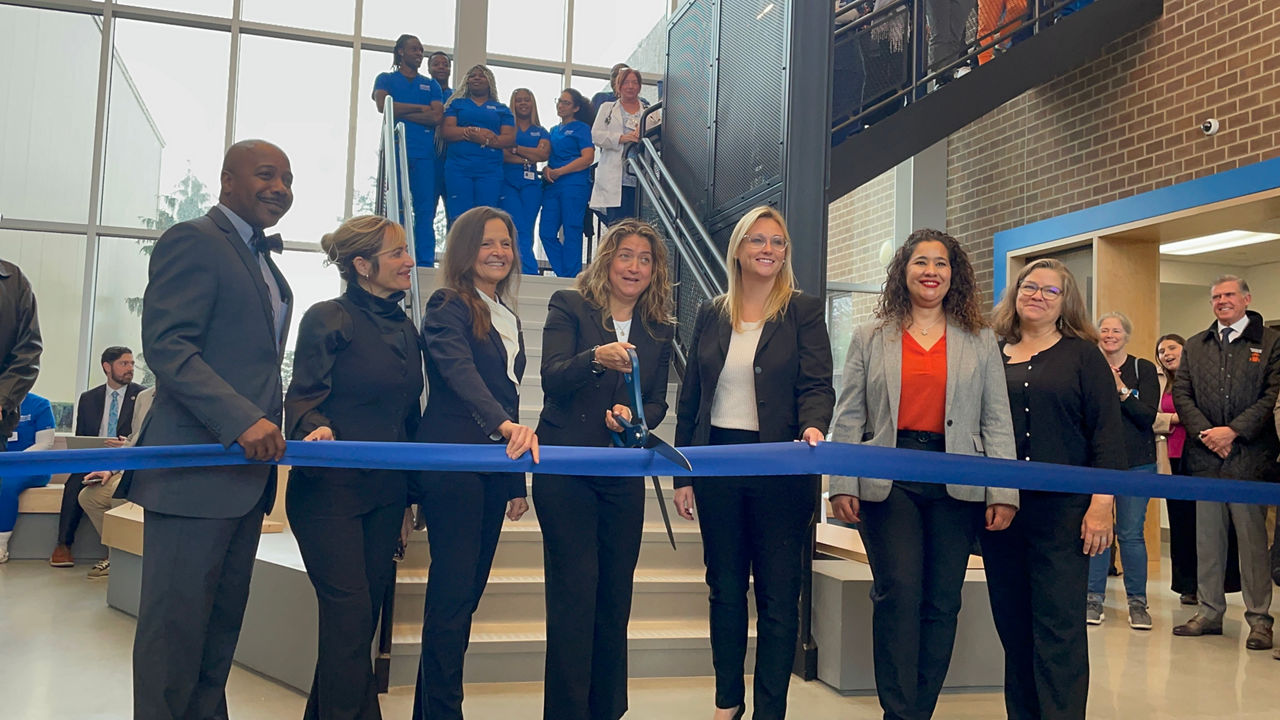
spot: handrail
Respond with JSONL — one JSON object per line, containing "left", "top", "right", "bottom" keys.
{"left": 832, "top": 0, "right": 1080, "bottom": 137}
{"left": 631, "top": 136, "right": 726, "bottom": 294}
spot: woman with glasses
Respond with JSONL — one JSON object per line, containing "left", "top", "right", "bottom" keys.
{"left": 828, "top": 229, "right": 1018, "bottom": 720}
{"left": 539, "top": 89, "right": 596, "bottom": 278}
{"left": 672, "top": 206, "right": 834, "bottom": 720}
{"left": 982, "top": 258, "right": 1126, "bottom": 720}
{"left": 1086, "top": 312, "right": 1160, "bottom": 629}
{"left": 440, "top": 65, "right": 515, "bottom": 226}
{"left": 285, "top": 215, "right": 424, "bottom": 719}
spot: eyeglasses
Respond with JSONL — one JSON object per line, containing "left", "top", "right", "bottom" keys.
{"left": 1017, "top": 281, "right": 1062, "bottom": 299}
{"left": 745, "top": 234, "right": 788, "bottom": 250}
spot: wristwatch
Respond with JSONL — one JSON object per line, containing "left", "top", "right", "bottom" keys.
{"left": 589, "top": 345, "right": 606, "bottom": 375}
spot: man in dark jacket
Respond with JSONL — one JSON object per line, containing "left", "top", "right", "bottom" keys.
{"left": 0, "top": 259, "right": 43, "bottom": 449}
{"left": 1171, "top": 275, "right": 1280, "bottom": 651}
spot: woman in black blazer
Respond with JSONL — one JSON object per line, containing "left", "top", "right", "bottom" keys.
{"left": 285, "top": 215, "right": 424, "bottom": 720}
{"left": 534, "top": 219, "right": 675, "bottom": 720}
{"left": 412, "top": 206, "right": 538, "bottom": 720}
{"left": 673, "top": 206, "right": 835, "bottom": 720}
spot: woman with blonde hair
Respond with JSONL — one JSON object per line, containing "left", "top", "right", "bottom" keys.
{"left": 828, "top": 228, "right": 1018, "bottom": 720}
{"left": 499, "top": 88, "right": 550, "bottom": 275}
{"left": 285, "top": 215, "right": 423, "bottom": 719}
{"left": 981, "top": 257, "right": 1126, "bottom": 719}
{"left": 412, "top": 206, "right": 538, "bottom": 720}
{"left": 673, "top": 206, "right": 834, "bottom": 720}
{"left": 534, "top": 219, "right": 674, "bottom": 720}
{"left": 440, "top": 65, "right": 515, "bottom": 225}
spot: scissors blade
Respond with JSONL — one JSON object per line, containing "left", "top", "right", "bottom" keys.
{"left": 649, "top": 436, "right": 692, "bottom": 472}
{"left": 651, "top": 476, "right": 677, "bottom": 550}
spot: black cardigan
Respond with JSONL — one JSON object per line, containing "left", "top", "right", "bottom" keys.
{"left": 1113, "top": 353, "right": 1160, "bottom": 468}
{"left": 1002, "top": 336, "right": 1127, "bottom": 474}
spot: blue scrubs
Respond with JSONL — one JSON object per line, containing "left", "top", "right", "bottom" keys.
{"left": 432, "top": 85, "right": 452, "bottom": 238}
{"left": 539, "top": 120, "right": 594, "bottom": 278}
{"left": 0, "top": 393, "right": 55, "bottom": 532}
{"left": 374, "top": 71, "right": 444, "bottom": 266}
{"left": 499, "top": 123, "right": 549, "bottom": 275}
{"left": 443, "top": 97, "right": 514, "bottom": 226}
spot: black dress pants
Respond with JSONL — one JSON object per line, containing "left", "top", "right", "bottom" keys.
{"left": 692, "top": 427, "right": 817, "bottom": 720}
{"left": 413, "top": 471, "right": 513, "bottom": 720}
{"left": 288, "top": 493, "right": 402, "bottom": 720}
{"left": 980, "top": 490, "right": 1091, "bottom": 720}
{"left": 533, "top": 472, "right": 644, "bottom": 720}
{"left": 1165, "top": 458, "right": 1243, "bottom": 596}
{"left": 858, "top": 471, "right": 984, "bottom": 720}
{"left": 57, "top": 472, "right": 86, "bottom": 546}
{"left": 133, "top": 488, "right": 270, "bottom": 720}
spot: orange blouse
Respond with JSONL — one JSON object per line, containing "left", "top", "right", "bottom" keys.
{"left": 897, "top": 332, "right": 947, "bottom": 434}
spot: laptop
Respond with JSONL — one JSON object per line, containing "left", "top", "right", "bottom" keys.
{"left": 64, "top": 436, "right": 118, "bottom": 450}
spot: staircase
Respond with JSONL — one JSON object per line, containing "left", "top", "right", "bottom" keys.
{"left": 386, "top": 269, "right": 752, "bottom": 687}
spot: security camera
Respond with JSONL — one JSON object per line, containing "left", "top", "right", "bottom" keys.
{"left": 1201, "top": 118, "right": 1220, "bottom": 135}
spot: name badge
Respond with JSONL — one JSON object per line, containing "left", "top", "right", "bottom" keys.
{"left": 8, "top": 431, "right": 17, "bottom": 442}
{"left": 524, "top": 164, "right": 536, "bottom": 181}
{"left": 1249, "top": 347, "right": 1262, "bottom": 363}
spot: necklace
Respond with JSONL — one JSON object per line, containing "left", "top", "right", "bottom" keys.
{"left": 911, "top": 314, "right": 944, "bottom": 335}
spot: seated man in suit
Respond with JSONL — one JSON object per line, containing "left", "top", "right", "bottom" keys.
{"left": 76, "top": 385, "right": 155, "bottom": 578}
{"left": 49, "top": 345, "right": 145, "bottom": 568}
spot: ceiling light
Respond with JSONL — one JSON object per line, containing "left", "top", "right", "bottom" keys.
{"left": 1159, "top": 230, "right": 1280, "bottom": 256}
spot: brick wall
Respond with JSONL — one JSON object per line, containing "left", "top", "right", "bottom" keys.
{"left": 947, "top": 0, "right": 1280, "bottom": 295}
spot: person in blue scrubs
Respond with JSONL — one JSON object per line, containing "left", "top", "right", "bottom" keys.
{"left": 499, "top": 89, "right": 550, "bottom": 275}
{"left": 0, "top": 392, "right": 56, "bottom": 563}
{"left": 540, "top": 89, "right": 596, "bottom": 278}
{"left": 428, "top": 51, "right": 453, "bottom": 231}
{"left": 373, "top": 34, "right": 445, "bottom": 266}
{"left": 440, "top": 65, "right": 515, "bottom": 227}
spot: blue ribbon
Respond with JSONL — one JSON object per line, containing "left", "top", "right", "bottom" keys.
{"left": 2, "top": 441, "right": 1279, "bottom": 506}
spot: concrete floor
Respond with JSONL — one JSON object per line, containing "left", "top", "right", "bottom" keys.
{"left": 2, "top": 557, "right": 1278, "bottom": 719}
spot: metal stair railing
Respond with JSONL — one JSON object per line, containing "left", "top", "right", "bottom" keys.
{"left": 834, "top": 0, "right": 1089, "bottom": 139}
{"left": 628, "top": 101, "right": 727, "bottom": 365}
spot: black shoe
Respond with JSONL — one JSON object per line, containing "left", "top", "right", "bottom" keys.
{"left": 733, "top": 706, "right": 745, "bottom": 720}
{"left": 1179, "top": 593, "right": 1198, "bottom": 606}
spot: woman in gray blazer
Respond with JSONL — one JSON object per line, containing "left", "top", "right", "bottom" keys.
{"left": 829, "top": 229, "right": 1018, "bottom": 720}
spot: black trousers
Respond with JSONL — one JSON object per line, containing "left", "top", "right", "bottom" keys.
{"left": 57, "top": 472, "right": 87, "bottom": 546}
{"left": 980, "top": 490, "right": 1091, "bottom": 720}
{"left": 289, "top": 496, "right": 402, "bottom": 720}
{"left": 533, "top": 472, "right": 644, "bottom": 720}
{"left": 692, "top": 427, "right": 817, "bottom": 720}
{"left": 413, "top": 471, "right": 512, "bottom": 720}
{"left": 858, "top": 433, "right": 984, "bottom": 720}
{"left": 133, "top": 489, "right": 269, "bottom": 720}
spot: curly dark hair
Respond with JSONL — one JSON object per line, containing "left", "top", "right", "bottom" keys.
{"left": 875, "top": 228, "right": 986, "bottom": 334}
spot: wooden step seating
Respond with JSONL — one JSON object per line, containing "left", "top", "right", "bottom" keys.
{"left": 9, "top": 473, "right": 108, "bottom": 562}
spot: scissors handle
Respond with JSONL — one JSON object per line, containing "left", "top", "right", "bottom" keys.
{"left": 612, "top": 348, "right": 649, "bottom": 448}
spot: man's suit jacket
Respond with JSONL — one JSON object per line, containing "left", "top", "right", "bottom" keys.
{"left": 828, "top": 320, "right": 1019, "bottom": 506}
{"left": 74, "top": 382, "right": 147, "bottom": 438}
{"left": 536, "top": 288, "right": 673, "bottom": 450}
{"left": 118, "top": 207, "right": 293, "bottom": 519}
{"left": 675, "top": 293, "right": 834, "bottom": 445}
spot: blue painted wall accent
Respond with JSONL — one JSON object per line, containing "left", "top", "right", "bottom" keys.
{"left": 991, "top": 155, "right": 1280, "bottom": 299}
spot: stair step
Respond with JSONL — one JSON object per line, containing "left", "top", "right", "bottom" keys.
{"left": 401, "top": 522, "right": 707, "bottom": 573}
{"left": 390, "top": 619, "right": 754, "bottom": 651}
{"left": 390, "top": 568, "right": 753, "bottom": 626}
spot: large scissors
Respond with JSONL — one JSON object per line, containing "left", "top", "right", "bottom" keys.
{"left": 610, "top": 348, "right": 691, "bottom": 549}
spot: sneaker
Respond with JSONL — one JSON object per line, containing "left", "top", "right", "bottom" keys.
{"left": 1087, "top": 598, "right": 1104, "bottom": 625}
{"left": 49, "top": 544, "right": 74, "bottom": 568}
{"left": 1128, "top": 600, "right": 1153, "bottom": 630}
{"left": 0, "top": 548, "right": 8, "bottom": 564}
{"left": 87, "top": 559, "right": 110, "bottom": 579}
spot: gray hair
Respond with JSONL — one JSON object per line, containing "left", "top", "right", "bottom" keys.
{"left": 1211, "top": 275, "right": 1250, "bottom": 294}
{"left": 1097, "top": 311, "right": 1132, "bottom": 337}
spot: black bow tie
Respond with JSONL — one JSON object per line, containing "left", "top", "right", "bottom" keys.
{"left": 251, "top": 231, "right": 283, "bottom": 255}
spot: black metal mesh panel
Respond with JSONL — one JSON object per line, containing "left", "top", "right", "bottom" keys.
{"left": 712, "top": 0, "right": 785, "bottom": 210}
{"left": 665, "top": 0, "right": 715, "bottom": 217}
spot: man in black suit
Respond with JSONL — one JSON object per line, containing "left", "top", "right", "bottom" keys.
{"left": 117, "top": 139, "right": 293, "bottom": 720}
{"left": 49, "top": 345, "right": 146, "bottom": 568}
{"left": 0, "top": 259, "right": 42, "bottom": 451}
